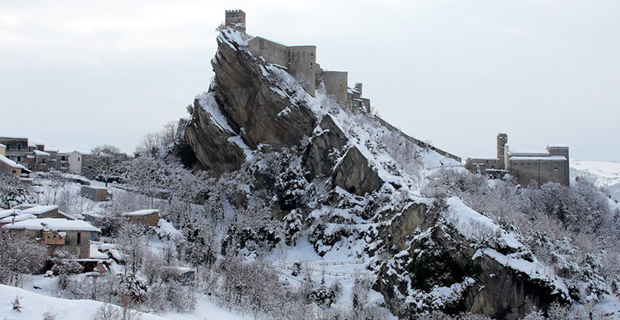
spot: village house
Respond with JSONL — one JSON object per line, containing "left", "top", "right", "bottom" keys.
{"left": 0, "top": 135, "right": 30, "bottom": 166}
{"left": 122, "top": 209, "right": 160, "bottom": 227}
{"left": 0, "top": 205, "right": 74, "bottom": 224}
{"left": 81, "top": 186, "right": 108, "bottom": 201}
{"left": 0, "top": 154, "right": 30, "bottom": 177}
{"left": 3, "top": 218, "right": 101, "bottom": 259}
{"left": 466, "top": 133, "right": 569, "bottom": 186}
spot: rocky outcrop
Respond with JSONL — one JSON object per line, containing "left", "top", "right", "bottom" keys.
{"left": 333, "top": 146, "right": 383, "bottom": 196}
{"left": 184, "top": 29, "right": 317, "bottom": 175}
{"left": 375, "top": 202, "right": 567, "bottom": 319}
{"left": 305, "top": 115, "right": 348, "bottom": 178}
{"left": 184, "top": 99, "right": 245, "bottom": 175}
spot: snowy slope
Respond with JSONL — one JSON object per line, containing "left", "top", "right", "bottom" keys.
{"left": 571, "top": 160, "right": 620, "bottom": 201}
{"left": 0, "top": 282, "right": 250, "bottom": 320}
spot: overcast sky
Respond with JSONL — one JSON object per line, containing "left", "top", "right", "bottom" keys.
{"left": 1, "top": 1, "right": 619, "bottom": 161}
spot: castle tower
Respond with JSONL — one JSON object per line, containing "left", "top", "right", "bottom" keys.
{"left": 225, "top": 10, "right": 246, "bottom": 32}
{"left": 497, "top": 133, "right": 508, "bottom": 169}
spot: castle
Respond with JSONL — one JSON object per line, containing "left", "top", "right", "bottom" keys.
{"left": 465, "top": 133, "right": 569, "bottom": 186}
{"left": 225, "top": 10, "right": 371, "bottom": 113}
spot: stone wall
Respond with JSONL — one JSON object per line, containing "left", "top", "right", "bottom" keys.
{"left": 508, "top": 158, "right": 568, "bottom": 187}
{"left": 225, "top": 10, "right": 246, "bottom": 32}
{"left": 288, "top": 46, "right": 317, "bottom": 96}
{"left": 323, "top": 71, "right": 348, "bottom": 103}
{"left": 17, "top": 229, "right": 91, "bottom": 259}
{"left": 248, "top": 37, "right": 288, "bottom": 67}
{"left": 547, "top": 146, "right": 570, "bottom": 185}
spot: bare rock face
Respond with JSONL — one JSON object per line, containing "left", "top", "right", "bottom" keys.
{"left": 375, "top": 202, "right": 568, "bottom": 319}
{"left": 184, "top": 99, "right": 245, "bottom": 175}
{"left": 305, "top": 115, "right": 348, "bottom": 178}
{"left": 333, "top": 146, "right": 383, "bottom": 196}
{"left": 183, "top": 30, "right": 317, "bottom": 175}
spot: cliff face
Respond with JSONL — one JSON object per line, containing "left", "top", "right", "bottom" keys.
{"left": 184, "top": 29, "right": 317, "bottom": 175}
{"left": 181, "top": 28, "right": 569, "bottom": 319}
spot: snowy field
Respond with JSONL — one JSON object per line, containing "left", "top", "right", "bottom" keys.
{"left": 0, "top": 280, "right": 251, "bottom": 320}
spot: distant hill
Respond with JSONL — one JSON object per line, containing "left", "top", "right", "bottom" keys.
{"left": 571, "top": 160, "right": 620, "bottom": 201}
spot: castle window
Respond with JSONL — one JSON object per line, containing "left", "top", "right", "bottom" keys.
{"left": 16, "top": 156, "right": 20, "bottom": 162}
{"left": 5, "top": 143, "right": 9, "bottom": 150}
{"left": 77, "top": 232, "right": 81, "bottom": 245}
{"left": 17, "top": 144, "right": 21, "bottom": 151}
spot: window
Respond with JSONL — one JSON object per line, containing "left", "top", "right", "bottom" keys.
{"left": 77, "top": 232, "right": 81, "bottom": 245}
{"left": 78, "top": 157, "right": 80, "bottom": 162}
{"left": 16, "top": 156, "right": 20, "bottom": 162}
{"left": 17, "top": 144, "right": 21, "bottom": 150}
{"left": 5, "top": 143, "right": 9, "bottom": 150}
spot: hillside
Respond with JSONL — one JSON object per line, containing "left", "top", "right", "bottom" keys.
{"left": 172, "top": 27, "right": 620, "bottom": 319}
{"left": 571, "top": 160, "right": 620, "bottom": 201}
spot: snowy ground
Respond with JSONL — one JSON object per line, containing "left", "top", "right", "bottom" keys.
{"left": 571, "top": 159, "right": 620, "bottom": 201}
{"left": 0, "top": 276, "right": 251, "bottom": 320}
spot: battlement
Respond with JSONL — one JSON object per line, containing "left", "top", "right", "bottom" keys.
{"left": 225, "top": 9, "right": 246, "bottom": 32}
{"left": 232, "top": 10, "right": 369, "bottom": 109}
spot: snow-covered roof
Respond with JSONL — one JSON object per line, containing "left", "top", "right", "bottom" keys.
{"left": 123, "top": 209, "right": 159, "bottom": 216}
{"left": 3, "top": 218, "right": 101, "bottom": 232}
{"left": 0, "top": 209, "right": 19, "bottom": 219}
{"left": 510, "top": 156, "right": 567, "bottom": 161}
{"left": 28, "top": 142, "right": 36, "bottom": 148}
{"left": 0, "top": 154, "right": 26, "bottom": 170}
{"left": 508, "top": 150, "right": 550, "bottom": 157}
{"left": 0, "top": 134, "right": 28, "bottom": 139}
{"left": 20, "top": 205, "right": 58, "bottom": 215}
{"left": 0, "top": 144, "right": 5, "bottom": 148}
{"left": 0, "top": 214, "right": 36, "bottom": 224}
{"left": 90, "top": 244, "right": 108, "bottom": 259}
{"left": 547, "top": 144, "right": 569, "bottom": 148}
{"left": 33, "top": 150, "right": 50, "bottom": 157}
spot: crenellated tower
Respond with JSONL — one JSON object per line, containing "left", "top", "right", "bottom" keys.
{"left": 225, "top": 10, "right": 246, "bottom": 32}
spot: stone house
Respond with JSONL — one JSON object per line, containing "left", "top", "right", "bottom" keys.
{"left": 32, "top": 150, "right": 51, "bottom": 171}
{"left": 58, "top": 150, "right": 83, "bottom": 174}
{"left": 81, "top": 186, "right": 108, "bottom": 201}
{"left": 466, "top": 133, "right": 569, "bottom": 186}
{"left": 0, "top": 136, "right": 30, "bottom": 165}
{"left": 3, "top": 218, "right": 101, "bottom": 259}
{"left": 0, "top": 154, "right": 30, "bottom": 177}
{"left": 122, "top": 209, "right": 159, "bottom": 227}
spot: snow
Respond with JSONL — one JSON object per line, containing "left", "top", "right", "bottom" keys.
{"left": 122, "top": 209, "right": 158, "bottom": 216}
{"left": 445, "top": 197, "right": 522, "bottom": 250}
{"left": 0, "top": 282, "right": 251, "bottom": 320}
{"left": 196, "top": 92, "right": 234, "bottom": 133}
{"left": 19, "top": 205, "right": 58, "bottom": 215}
{"left": 571, "top": 160, "right": 620, "bottom": 184}
{"left": 508, "top": 150, "right": 550, "bottom": 156}
{"left": 0, "top": 154, "right": 26, "bottom": 170}
{"left": 0, "top": 214, "right": 36, "bottom": 224}
{"left": 510, "top": 156, "right": 566, "bottom": 161}
{"left": 219, "top": 28, "right": 249, "bottom": 47}
{"left": 89, "top": 243, "right": 108, "bottom": 259}
{"left": 3, "top": 218, "right": 101, "bottom": 232}
{"left": 32, "top": 150, "right": 50, "bottom": 157}
{"left": 156, "top": 219, "right": 183, "bottom": 239}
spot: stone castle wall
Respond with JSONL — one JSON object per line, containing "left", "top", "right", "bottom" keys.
{"left": 288, "top": 46, "right": 317, "bottom": 96}
{"left": 323, "top": 71, "right": 348, "bottom": 102}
